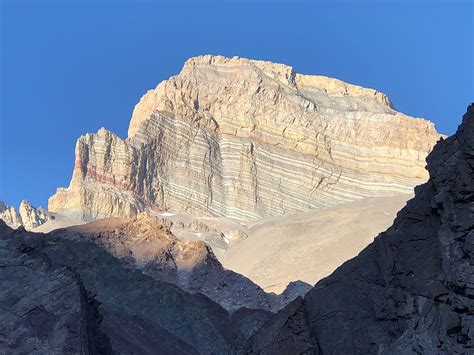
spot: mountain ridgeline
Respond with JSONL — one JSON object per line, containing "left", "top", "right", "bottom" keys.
{"left": 1, "top": 104, "right": 472, "bottom": 352}
{"left": 48, "top": 55, "right": 441, "bottom": 222}
{"left": 1, "top": 55, "right": 471, "bottom": 354}
{"left": 246, "top": 104, "right": 474, "bottom": 353}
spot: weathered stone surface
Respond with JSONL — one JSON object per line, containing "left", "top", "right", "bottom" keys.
{"left": 0, "top": 200, "right": 49, "bottom": 230}
{"left": 0, "top": 221, "right": 112, "bottom": 354}
{"left": 246, "top": 297, "right": 316, "bottom": 354}
{"left": 246, "top": 104, "right": 474, "bottom": 354}
{"left": 0, "top": 220, "right": 271, "bottom": 353}
{"left": 1, "top": 105, "right": 472, "bottom": 354}
{"left": 18, "top": 200, "right": 49, "bottom": 229}
{"left": 267, "top": 281, "right": 313, "bottom": 310}
{"left": 221, "top": 193, "right": 411, "bottom": 293}
{"left": 62, "top": 213, "right": 297, "bottom": 312}
{"left": 49, "top": 55, "right": 441, "bottom": 222}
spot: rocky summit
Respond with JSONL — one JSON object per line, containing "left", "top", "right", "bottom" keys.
{"left": 48, "top": 55, "right": 441, "bottom": 222}
{"left": 1, "top": 51, "right": 470, "bottom": 354}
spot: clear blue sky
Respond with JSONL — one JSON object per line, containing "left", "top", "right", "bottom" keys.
{"left": 1, "top": 0, "right": 473, "bottom": 208}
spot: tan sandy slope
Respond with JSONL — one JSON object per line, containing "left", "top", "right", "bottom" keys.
{"left": 220, "top": 194, "right": 412, "bottom": 293}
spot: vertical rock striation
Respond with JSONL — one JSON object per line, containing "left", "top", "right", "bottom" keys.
{"left": 49, "top": 55, "right": 442, "bottom": 221}
{"left": 0, "top": 201, "right": 22, "bottom": 229}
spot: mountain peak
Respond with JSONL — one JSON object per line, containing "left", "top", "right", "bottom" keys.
{"left": 50, "top": 56, "right": 442, "bottom": 222}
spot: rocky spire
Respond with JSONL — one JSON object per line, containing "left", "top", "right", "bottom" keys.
{"left": 0, "top": 200, "right": 49, "bottom": 230}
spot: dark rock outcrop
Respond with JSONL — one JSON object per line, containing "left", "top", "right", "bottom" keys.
{"left": 0, "top": 222, "right": 112, "bottom": 354}
{"left": 56, "top": 214, "right": 278, "bottom": 312}
{"left": 268, "top": 281, "right": 313, "bottom": 310}
{"left": 246, "top": 104, "right": 474, "bottom": 353}
{"left": 0, "top": 220, "right": 271, "bottom": 353}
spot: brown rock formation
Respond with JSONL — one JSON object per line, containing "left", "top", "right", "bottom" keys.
{"left": 60, "top": 213, "right": 304, "bottom": 312}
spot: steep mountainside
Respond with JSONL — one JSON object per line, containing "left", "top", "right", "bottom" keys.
{"left": 221, "top": 193, "right": 411, "bottom": 293}
{"left": 0, "top": 221, "right": 271, "bottom": 353}
{"left": 59, "top": 213, "right": 303, "bottom": 312}
{"left": 48, "top": 55, "right": 441, "bottom": 222}
{"left": 0, "top": 227, "right": 112, "bottom": 354}
{"left": 246, "top": 104, "right": 474, "bottom": 354}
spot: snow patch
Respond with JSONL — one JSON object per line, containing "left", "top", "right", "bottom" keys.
{"left": 160, "top": 212, "right": 175, "bottom": 217}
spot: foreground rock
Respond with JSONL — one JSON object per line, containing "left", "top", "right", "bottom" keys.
{"left": 0, "top": 226, "right": 112, "bottom": 353}
{"left": 49, "top": 55, "right": 441, "bottom": 222}
{"left": 246, "top": 105, "right": 474, "bottom": 353}
{"left": 59, "top": 213, "right": 302, "bottom": 312}
{"left": 0, "top": 221, "right": 271, "bottom": 353}
{"left": 0, "top": 106, "right": 472, "bottom": 354}
{"left": 0, "top": 200, "right": 49, "bottom": 230}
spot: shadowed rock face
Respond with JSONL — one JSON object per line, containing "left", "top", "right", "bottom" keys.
{"left": 0, "top": 223, "right": 112, "bottom": 354}
{"left": 245, "top": 104, "right": 474, "bottom": 354}
{"left": 48, "top": 55, "right": 441, "bottom": 222}
{"left": 0, "top": 221, "right": 273, "bottom": 353}
{"left": 0, "top": 105, "right": 472, "bottom": 354}
{"left": 56, "top": 213, "right": 302, "bottom": 312}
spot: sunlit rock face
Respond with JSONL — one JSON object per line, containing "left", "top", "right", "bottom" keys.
{"left": 61, "top": 213, "right": 290, "bottom": 312}
{"left": 0, "top": 201, "right": 21, "bottom": 229}
{"left": 49, "top": 55, "right": 442, "bottom": 221}
{"left": 0, "top": 200, "right": 49, "bottom": 230}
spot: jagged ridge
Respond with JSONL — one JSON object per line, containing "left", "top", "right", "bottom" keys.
{"left": 0, "top": 200, "right": 49, "bottom": 230}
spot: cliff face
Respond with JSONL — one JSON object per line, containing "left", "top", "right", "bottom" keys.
{"left": 246, "top": 105, "right": 474, "bottom": 354}
{"left": 48, "top": 55, "right": 441, "bottom": 221}
{"left": 1, "top": 105, "right": 472, "bottom": 353}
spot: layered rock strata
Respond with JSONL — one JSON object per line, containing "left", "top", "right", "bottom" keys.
{"left": 49, "top": 55, "right": 441, "bottom": 221}
{"left": 246, "top": 104, "right": 474, "bottom": 354}
{"left": 1, "top": 105, "right": 471, "bottom": 354}
{"left": 0, "top": 200, "right": 49, "bottom": 230}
